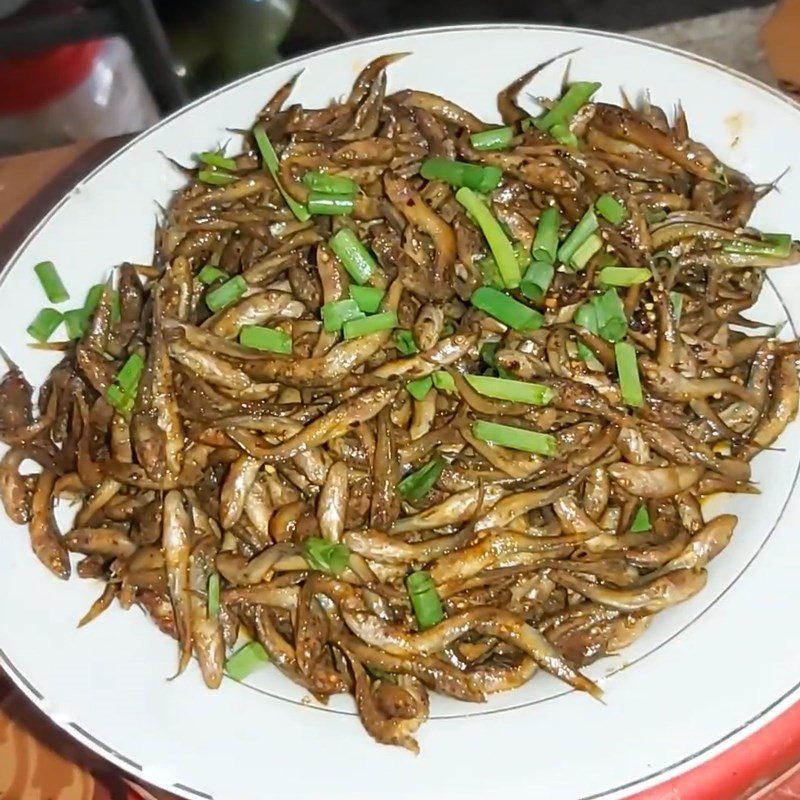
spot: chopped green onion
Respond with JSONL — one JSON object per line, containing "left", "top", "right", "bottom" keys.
{"left": 116, "top": 354, "right": 145, "bottom": 393}
{"left": 535, "top": 81, "right": 601, "bottom": 130}
{"left": 304, "top": 536, "right": 350, "bottom": 574}
{"left": 533, "top": 207, "right": 561, "bottom": 262}
{"left": 521, "top": 260, "right": 555, "bottom": 301}
{"left": 349, "top": 285, "right": 385, "bottom": 313}
{"left": 558, "top": 209, "right": 599, "bottom": 265}
{"left": 207, "top": 573, "right": 220, "bottom": 618}
{"left": 329, "top": 227, "right": 377, "bottom": 285}
{"left": 34, "top": 261, "right": 69, "bottom": 304}
{"left": 343, "top": 311, "right": 397, "bottom": 340}
{"left": 83, "top": 284, "right": 105, "bottom": 318}
{"left": 394, "top": 329, "right": 418, "bottom": 355}
{"left": 569, "top": 232, "right": 603, "bottom": 270}
{"left": 594, "top": 288, "right": 628, "bottom": 342}
{"left": 197, "top": 265, "right": 227, "bottom": 285}
{"left": 406, "top": 376, "right": 433, "bottom": 401}
{"left": 106, "top": 383, "right": 134, "bottom": 415}
{"left": 420, "top": 158, "right": 503, "bottom": 193}
{"left": 253, "top": 126, "right": 310, "bottom": 222}
{"left": 406, "top": 570, "right": 444, "bottom": 629}
{"left": 645, "top": 208, "right": 669, "bottom": 225}
{"left": 198, "top": 151, "right": 237, "bottom": 171}
{"left": 477, "top": 253, "right": 505, "bottom": 289}
{"left": 63, "top": 308, "right": 85, "bottom": 340}
{"left": 307, "top": 192, "right": 355, "bottom": 216}
{"left": 465, "top": 375, "right": 554, "bottom": 405}
{"left": 206, "top": 275, "right": 247, "bottom": 312}
{"left": 225, "top": 642, "right": 270, "bottom": 681}
{"left": 630, "top": 504, "right": 651, "bottom": 533}
{"left": 480, "top": 341, "right": 500, "bottom": 369}
{"left": 321, "top": 298, "right": 364, "bottom": 332}
{"left": 432, "top": 371, "right": 456, "bottom": 393}
{"left": 456, "top": 187, "right": 520, "bottom": 287}
{"left": 550, "top": 123, "right": 578, "bottom": 148}
{"left": 573, "top": 302, "right": 599, "bottom": 362}
{"left": 470, "top": 287, "right": 543, "bottom": 331}
{"left": 595, "top": 193, "right": 627, "bottom": 225}
{"left": 670, "top": 291, "right": 684, "bottom": 324}
{"left": 302, "top": 171, "right": 358, "bottom": 194}
{"left": 26, "top": 308, "right": 62, "bottom": 342}
{"left": 239, "top": 325, "right": 292, "bottom": 354}
{"left": 472, "top": 420, "right": 558, "bottom": 456}
{"left": 470, "top": 126, "right": 514, "bottom": 151}
{"left": 615, "top": 341, "right": 643, "bottom": 407}
{"left": 599, "top": 266, "right": 651, "bottom": 286}
{"left": 722, "top": 233, "right": 792, "bottom": 258}
{"left": 198, "top": 169, "right": 237, "bottom": 186}
{"left": 398, "top": 456, "right": 445, "bottom": 501}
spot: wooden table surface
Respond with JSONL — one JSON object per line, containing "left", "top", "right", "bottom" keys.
{"left": 2, "top": 141, "right": 800, "bottom": 800}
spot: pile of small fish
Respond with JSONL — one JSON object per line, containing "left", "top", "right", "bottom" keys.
{"left": 1, "top": 52, "right": 798, "bottom": 752}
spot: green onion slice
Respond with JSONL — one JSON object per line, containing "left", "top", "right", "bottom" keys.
{"left": 349, "top": 285, "right": 385, "bottom": 313}
{"left": 394, "top": 329, "right": 418, "bottom": 355}
{"left": 406, "top": 570, "right": 445, "bottom": 629}
{"left": 253, "top": 126, "right": 310, "bottom": 222}
{"left": 456, "top": 187, "right": 520, "bottom": 288}
{"left": 329, "top": 227, "right": 378, "bottom": 285}
{"left": 206, "top": 275, "right": 247, "bottom": 312}
{"left": 34, "top": 261, "right": 69, "bottom": 304}
{"left": 593, "top": 288, "right": 628, "bottom": 342}
{"left": 599, "top": 266, "right": 651, "bottom": 287}
{"left": 225, "top": 642, "right": 270, "bottom": 681}
{"left": 343, "top": 311, "right": 397, "bottom": 340}
{"left": 198, "top": 151, "right": 237, "bottom": 171}
{"left": 615, "top": 341, "right": 643, "bottom": 407}
{"left": 630, "top": 504, "right": 652, "bottom": 533}
{"left": 533, "top": 206, "right": 560, "bottom": 263}
{"left": 535, "top": 81, "right": 601, "bottom": 130}
{"left": 550, "top": 123, "right": 578, "bottom": 148}
{"left": 670, "top": 291, "right": 684, "bottom": 324}
{"left": 116, "top": 353, "right": 145, "bottom": 393}
{"left": 198, "top": 169, "right": 237, "bottom": 186}
{"left": 470, "top": 126, "right": 514, "bottom": 151}
{"left": 207, "top": 573, "right": 221, "bottom": 618}
{"left": 432, "top": 371, "right": 456, "bottom": 393}
{"left": 304, "top": 537, "right": 351, "bottom": 574}
{"left": 398, "top": 456, "right": 446, "bottom": 501}
{"left": 239, "top": 325, "right": 292, "bottom": 354}
{"left": 521, "top": 260, "right": 555, "bottom": 301}
{"left": 420, "top": 158, "right": 503, "bottom": 193}
{"left": 83, "top": 284, "right": 105, "bottom": 318}
{"left": 27, "top": 308, "right": 63, "bottom": 342}
{"left": 321, "top": 299, "right": 364, "bottom": 332}
{"left": 197, "top": 265, "right": 227, "bottom": 285}
{"left": 406, "top": 376, "right": 433, "bottom": 401}
{"left": 63, "top": 308, "right": 85, "bottom": 340}
{"left": 302, "top": 171, "right": 358, "bottom": 194}
{"left": 465, "top": 374, "right": 554, "bottom": 405}
{"left": 307, "top": 192, "right": 355, "bottom": 216}
{"left": 558, "top": 209, "right": 599, "bottom": 265}
{"left": 570, "top": 232, "right": 603, "bottom": 270}
{"left": 722, "top": 233, "right": 792, "bottom": 258}
{"left": 472, "top": 420, "right": 557, "bottom": 456}
{"left": 595, "top": 193, "right": 627, "bottom": 224}
{"left": 470, "top": 287, "right": 543, "bottom": 331}
{"left": 106, "top": 384, "right": 134, "bottom": 415}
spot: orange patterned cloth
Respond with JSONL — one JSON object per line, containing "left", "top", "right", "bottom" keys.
{"left": 0, "top": 672, "right": 174, "bottom": 800}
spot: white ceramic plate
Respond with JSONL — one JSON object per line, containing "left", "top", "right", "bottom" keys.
{"left": 2, "top": 23, "right": 800, "bottom": 800}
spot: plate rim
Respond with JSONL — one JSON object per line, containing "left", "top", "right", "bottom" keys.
{"left": 2, "top": 21, "right": 800, "bottom": 800}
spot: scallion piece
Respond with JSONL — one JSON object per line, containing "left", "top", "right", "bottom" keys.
{"left": 394, "top": 329, "right": 418, "bottom": 355}
{"left": 599, "top": 266, "right": 651, "bottom": 287}
{"left": 26, "top": 308, "right": 62, "bottom": 342}
{"left": 116, "top": 353, "right": 145, "bottom": 393}
{"left": 596, "top": 193, "right": 628, "bottom": 225}
{"left": 472, "top": 420, "right": 558, "bottom": 456}
{"left": 33, "top": 261, "right": 69, "bottom": 304}
{"left": 521, "top": 260, "right": 555, "bottom": 301}
{"left": 304, "top": 536, "right": 351, "bottom": 574}
{"left": 533, "top": 207, "right": 560, "bottom": 263}
{"left": 456, "top": 187, "right": 520, "bottom": 288}
{"left": 239, "top": 325, "right": 292, "bottom": 354}
{"left": 573, "top": 302, "right": 599, "bottom": 362}
{"left": 83, "top": 284, "right": 105, "bottom": 318}
{"left": 343, "top": 310, "right": 397, "bottom": 340}
{"left": 349, "top": 285, "right": 385, "bottom": 313}
{"left": 329, "top": 228, "right": 377, "bottom": 285}
{"left": 470, "top": 287, "right": 543, "bottom": 331}
{"left": 197, "top": 265, "right": 227, "bottom": 285}
{"left": 198, "top": 151, "right": 237, "bottom": 171}
{"left": 420, "top": 158, "right": 503, "bottom": 193}
{"left": 477, "top": 253, "right": 505, "bottom": 289}
{"left": 198, "top": 169, "right": 237, "bottom": 186}
{"left": 646, "top": 208, "right": 669, "bottom": 225}
{"left": 465, "top": 374, "right": 554, "bottom": 405}
{"left": 670, "top": 291, "right": 684, "bottom": 323}
{"left": 302, "top": 170, "right": 358, "bottom": 194}
{"left": 630, "top": 504, "right": 652, "bottom": 533}
{"left": 225, "top": 642, "right": 270, "bottom": 681}
{"left": 557, "top": 209, "right": 599, "bottom": 265}
{"left": 207, "top": 573, "right": 220, "bottom": 618}
{"left": 480, "top": 341, "right": 500, "bottom": 369}
{"left": 722, "top": 233, "right": 792, "bottom": 258}
{"left": 432, "top": 371, "right": 456, "bottom": 393}
{"left": 253, "top": 126, "right": 310, "bottom": 222}
{"left": 535, "top": 81, "right": 601, "bottom": 130}
{"left": 206, "top": 275, "right": 247, "bottom": 312}
{"left": 406, "top": 570, "right": 444, "bottom": 629}
{"left": 550, "top": 123, "right": 578, "bottom": 148}
{"left": 307, "top": 192, "right": 355, "bottom": 216}
{"left": 106, "top": 384, "right": 134, "bottom": 415}
{"left": 406, "top": 376, "right": 433, "bottom": 401}
{"left": 398, "top": 456, "right": 445, "bottom": 502}
{"left": 470, "top": 126, "right": 514, "bottom": 151}
{"left": 63, "top": 308, "right": 85, "bottom": 340}
{"left": 569, "top": 232, "right": 603, "bottom": 270}
{"left": 321, "top": 299, "right": 364, "bottom": 332}
{"left": 615, "top": 341, "right": 643, "bottom": 407}
{"left": 594, "top": 288, "right": 628, "bottom": 342}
